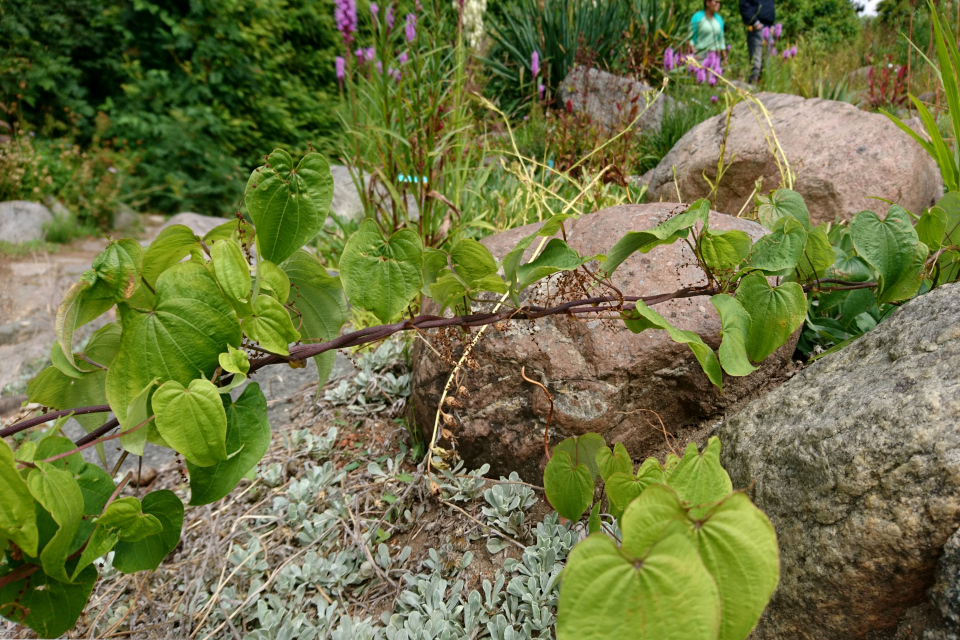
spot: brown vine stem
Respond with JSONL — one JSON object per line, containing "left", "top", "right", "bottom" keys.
{"left": 15, "top": 417, "right": 155, "bottom": 470}
{"left": 520, "top": 367, "right": 554, "bottom": 460}
{"left": 0, "top": 279, "right": 878, "bottom": 445}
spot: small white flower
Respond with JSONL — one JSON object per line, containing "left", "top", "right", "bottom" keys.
{"left": 108, "top": 166, "right": 118, "bottom": 174}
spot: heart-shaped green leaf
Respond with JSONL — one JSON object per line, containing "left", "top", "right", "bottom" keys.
{"left": 748, "top": 217, "right": 807, "bottom": 275}
{"left": 756, "top": 188, "right": 811, "bottom": 231}
{"left": 596, "top": 442, "right": 633, "bottom": 483}
{"left": 701, "top": 229, "right": 752, "bottom": 272}
{"left": 850, "top": 206, "right": 921, "bottom": 304}
{"left": 340, "top": 219, "right": 423, "bottom": 323}
{"left": 55, "top": 271, "right": 114, "bottom": 369}
{"left": 517, "top": 238, "right": 585, "bottom": 290}
{"left": 544, "top": 451, "right": 594, "bottom": 521}
{"left": 0, "top": 564, "right": 98, "bottom": 639}
{"left": 112, "top": 490, "right": 184, "bottom": 574}
{"left": 187, "top": 383, "right": 271, "bottom": 506}
{"left": 88, "top": 239, "right": 143, "bottom": 302}
{"left": 553, "top": 433, "right": 606, "bottom": 482}
{"left": 27, "top": 367, "right": 108, "bottom": 435}
{"left": 143, "top": 224, "right": 203, "bottom": 287}
{"left": 667, "top": 438, "right": 732, "bottom": 518}
{"left": 605, "top": 457, "right": 671, "bottom": 520}
{"left": 557, "top": 521, "right": 720, "bottom": 640}
{"left": 736, "top": 274, "right": 806, "bottom": 362}
{"left": 97, "top": 497, "right": 163, "bottom": 542}
{"left": 153, "top": 378, "right": 228, "bottom": 467}
{"left": 792, "top": 225, "right": 836, "bottom": 283}
{"left": 106, "top": 262, "right": 241, "bottom": 428}
{"left": 916, "top": 207, "right": 948, "bottom": 250}
{"left": 259, "top": 260, "right": 290, "bottom": 304}
{"left": 450, "top": 238, "right": 498, "bottom": 284}
{"left": 242, "top": 294, "right": 301, "bottom": 355}
{"left": 246, "top": 150, "right": 333, "bottom": 264}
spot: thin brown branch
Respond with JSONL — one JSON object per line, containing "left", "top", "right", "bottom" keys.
{"left": 521, "top": 367, "right": 554, "bottom": 460}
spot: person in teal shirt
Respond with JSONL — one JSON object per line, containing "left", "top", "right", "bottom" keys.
{"left": 689, "top": 0, "right": 728, "bottom": 62}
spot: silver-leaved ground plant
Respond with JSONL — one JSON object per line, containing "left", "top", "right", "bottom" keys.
{"left": 1, "top": 148, "right": 957, "bottom": 638}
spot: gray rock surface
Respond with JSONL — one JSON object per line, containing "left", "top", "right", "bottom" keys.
{"left": 411, "top": 203, "right": 798, "bottom": 482}
{"left": 718, "top": 282, "right": 960, "bottom": 639}
{"left": 932, "top": 528, "right": 960, "bottom": 636}
{"left": 558, "top": 66, "right": 668, "bottom": 132}
{"left": 330, "top": 164, "right": 366, "bottom": 222}
{"left": 646, "top": 92, "right": 944, "bottom": 224}
{"left": 0, "top": 200, "right": 53, "bottom": 244}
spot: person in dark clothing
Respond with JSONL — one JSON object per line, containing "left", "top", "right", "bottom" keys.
{"left": 739, "top": 0, "right": 775, "bottom": 83}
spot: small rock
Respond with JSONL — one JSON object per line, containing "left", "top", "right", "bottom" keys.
{"left": 645, "top": 92, "right": 944, "bottom": 224}
{"left": 329, "top": 164, "right": 366, "bottom": 223}
{"left": 43, "top": 196, "right": 71, "bottom": 220}
{"left": 719, "top": 282, "right": 960, "bottom": 638}
{"left": 113, "top": 202, "right": 140, "bottom": 233}
{"left": 0, "top": 200, "right": 53, "bottom": 244}
{"left": 558, "top": 66, "right": 669, "bottom": 133}
{"left": 132, "top": 466, "right": 158, "bottom": 488}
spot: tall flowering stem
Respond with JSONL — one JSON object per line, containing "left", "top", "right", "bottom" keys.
{"left": 335, "top": 0, "right": 358, "bottom": 45}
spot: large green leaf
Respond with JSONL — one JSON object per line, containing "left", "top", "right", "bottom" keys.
{"left": 450, "top": 238, "right": 499, "bottom": 283}
{"left": 88, "top": 239, "right": 143, "bottom": 302}
{"left": 26, "top": 367, "right": 108, "bottom": 435}
{"left": 696, "top": 492, "right": 780, "bottom": 640}
{"left": 0, "top": 563, "right": 97, "bottom": 639}
{"left": 112, "top": 490, "right": 184, "bottom": 574}
{"left": 850, "top": 206, "right": 921, "bottom": 304}
{"left": 736, "top": 274, "right": 806, "bottom": 362}
{"left": 106, "top": 262, "right": 241, "bottom": 427}
{"left": 700, "top": 229, "right": 752, "bottom": 272}
{"left": 242, "top": 294, "right": 301, "bottom": 355}
{"left": 618, "top": 483, "right": 691, "bottom": 558}
{"left": 339, "top": 219, "right": 423, "bottom": 323}
{"left": 793, "top": 225, "right": 836, "bottom": 283}
{"left": 557, "top": 521, "right": 721, "bottom": 640}
{"left": 596, "top": 442, "right": 633, "bottom": 483}
{"left": 667, "top": 438, "right": 732, "bottom": 518}
{"left": 153, "top": 378, "right": 228, "bottom": 467}
{"left": 553, "top": 433, "right": 606, "bottom": 482}
{"left": 0, "top": 440, "right": 38, "bottom": 557}
{"left": 142, "top": 224, "right": 203, "bottom": 287}
{"left": 604, "top": 458, "right": 669, "bottom": 520}
{"left": 543, "top": 451, "right": 594, "bottom": 521}
{"left": 501, "top": 213, "right": 576, "bottom": 292}
{"left": 601, "top": 200, "right": 709, "bottom": 277}
{"left": 756, "top": 189, "right": 811, "bottom": 231}
{"left": 623, "top": 300, "right": 722, "bottom": 389}
{"left": 880, "top": 241, "right": 929, "bottom": 305}
{"left": 97, "top": 497, "right": 163, "bottom": 541}
{"left": 187, "top": 383, "right": 271, "bottom": 506}
{"left": 245, "top": 150, "right": 334, "bottom": 264}
{"left": 747, "top": 217, "right": 807, "bottom": 275}
{"left": 283, "top": 250, "right": 347, "bottom": 388}
{"left": 710, "top": 294, "right": 757, "bottom": 376}
{"left": 27, "top": 462, "right": 83, "bottom": 584}
{"left": 916, "top": 207, "right": 947, "bottom": 251}
{"left": 211, "top": 238, "right": 253, "bottom": 316}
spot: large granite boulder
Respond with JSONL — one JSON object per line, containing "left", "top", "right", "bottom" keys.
{"left": 931, "top": 528, "right": 960, "bottom": 637}
{"left": 0, "top": 200, "right": 53, "bottom": 244}
{"left": 558, "top": 66, "right": 668, "bottom": 133}
{"left": 411, "top": 203, "right": 798, "bottom": 482}
{"left": 646, "top": 92, "right": 944, "bottom": 225}
{"left": 329, "top": 164, "right": 365, "bottom": 222}
{"left": 718, "top": 282, "right": 960, "bottom": 639}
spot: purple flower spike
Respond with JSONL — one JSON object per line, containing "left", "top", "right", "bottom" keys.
{"left": 790, "top": 46, "right": 798, "bottom": 57}
{"left": 538, "top": 83, "right": 545, "bottom": 99}
{"left": 405, "top": 13, "right": 416, "bottom": 42}
{"left": 386, "top": 6, "right": 394, "bottom": 30}
{"left": 354, "top": 48, "right": 364, "bottom": 60}
{"left": 762, "top": 26, "right": 770, "bottom": 41}
{"left": 711, "top": 95, "right": 719, "bottom": 103}
{"left": 398, "top": 51, "right": 408, "bottom": 64}
{"left": 335, "top": 56, "right": 346, "bottom": 84}
{"left": 335, "top": 0, "right": 358, "bottom": 44}
{"left": 696, "top": 68, "right": 707, "bottom": 83}
{"left": 773, "top": 22, "right": 782, "bottom": 39}
{"left": 389, "top": 67, "right": 400, "bottom": 82}
{"left": 664, "top": 47, "right": 674, "bottom": 71}
{"left": 770, "top": 46, "right": 778, "bottom": 57}
{"left": 783, "top": 49, "right": 790, "bottom": 59}
{"left": 365, "top": 47, "right": 376, "bottom": 62}
{"left": 370, "top": 2, "right": 379, "bottom": 17}
{"left": 708, "top": 72, "right": 717, "bottom": 86}
{"left": 531, "top": 51, "right": 540, "bottom": 77}
{"left": 375, "top": 60, "right": 383, "bottom": 74}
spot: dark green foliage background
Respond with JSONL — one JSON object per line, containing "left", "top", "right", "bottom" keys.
{"left": 0, "top": 0, "right": 343, "bottom": 215}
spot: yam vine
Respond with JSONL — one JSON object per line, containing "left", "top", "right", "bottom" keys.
{"left": 2, "top": 149, "right": 958, "bottom": 638}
